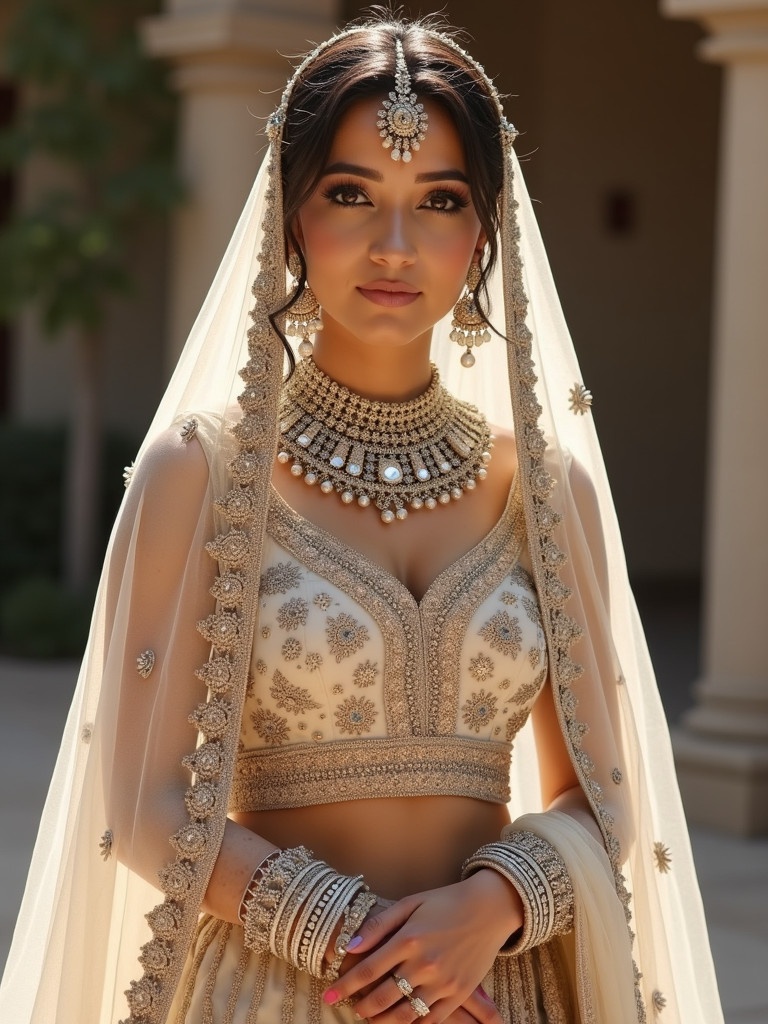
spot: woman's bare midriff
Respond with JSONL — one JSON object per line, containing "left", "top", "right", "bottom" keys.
{"left": 232, "top": 796, "right": 512, "bottom": 899}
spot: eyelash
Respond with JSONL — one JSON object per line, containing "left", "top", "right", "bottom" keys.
{"left": 321, "top": 180, "right": 470, "bottom": 215}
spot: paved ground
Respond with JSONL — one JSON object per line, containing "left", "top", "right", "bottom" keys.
{"left": 1, "top": 595, "right": 766, "bottom": 1021}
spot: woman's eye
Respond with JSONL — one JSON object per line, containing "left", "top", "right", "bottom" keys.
{"left": 422, "top": 191, "right": 468, "bottom": 213}
{"left": 325, "top": 185, "right": 369, "bottom": 206}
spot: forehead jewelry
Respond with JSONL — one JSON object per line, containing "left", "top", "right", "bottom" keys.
{"left": 377, "top": 39, "right": 429, "bottom": 162}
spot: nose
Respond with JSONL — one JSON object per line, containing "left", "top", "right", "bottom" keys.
{"left": 369, "top": 207, "right": 416, "bottom": 267}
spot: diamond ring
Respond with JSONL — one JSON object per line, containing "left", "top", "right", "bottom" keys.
{"left": 393, "top": 974, "right": 414, "bottom": 997}
{"left": 409, "top": 995, "right": 430, "bottom": 1018}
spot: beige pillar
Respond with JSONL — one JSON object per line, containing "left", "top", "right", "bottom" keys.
{"left": 142, "top": 0, "right": 339, "bottom": 368}
{"left": 662, "top": 0, "right": 768, "bottom": 835}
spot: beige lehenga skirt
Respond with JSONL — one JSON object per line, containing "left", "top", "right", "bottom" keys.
{"left": 168, "top": 915, "right": 572, "bottom": 1024}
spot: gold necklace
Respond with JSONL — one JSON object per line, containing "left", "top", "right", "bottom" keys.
{"left": 278, "top": 359, "right": 493, "bottom": 523}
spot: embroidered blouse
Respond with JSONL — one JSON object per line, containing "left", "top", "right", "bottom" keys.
{"left": 230, "top": 475, "right": 548, "bottom": 811}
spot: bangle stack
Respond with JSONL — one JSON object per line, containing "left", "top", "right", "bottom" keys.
{"left": 461, "top": 829, "right": 574, "bottom": 955}
{"left": 239, "top": 845, "right": 372, "bottom": 979}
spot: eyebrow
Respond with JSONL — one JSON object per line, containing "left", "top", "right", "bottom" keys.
{"left": 322, "top": 161, "right": 469, "bottom": 184}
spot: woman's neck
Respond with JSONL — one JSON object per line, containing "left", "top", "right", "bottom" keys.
{"left": 310, "top": 331, "right": 433, "bottom": 402}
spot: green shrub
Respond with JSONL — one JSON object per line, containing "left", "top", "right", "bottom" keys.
{"left": 0, "top": 575, "right": 93, "bottom": 658}
{"left": 0, "top": 421, "right": 136, "bottom": 595}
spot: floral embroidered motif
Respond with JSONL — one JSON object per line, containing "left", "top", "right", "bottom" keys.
{"left": 462, "top": 690, "right": 498, "bottom": 732}
{"left": 277, "top": 597, "right": 309, "bottom": 631}
{"left": 509, "top": 678, "right": 543, "bottom": 706}
{"left": 255, "top": 658, "right": 267, "bottom": 675}
{"left": 652, "top": 990, "right": 666, "bottom": 1013}
{"left": 122, "top": 462, "right": 135, "bottom": 488}
{"left": 158, "top": 860, "right": 195, "bottom": 899}
{"left": 653, "top": 842, "right": 672, "bottom": 874}
{"left": 139, "top": 938, "right": 173, "bottom": 976}
{"left": 281, "top": 637, "right": 302, "bottom": 661}
{"left": 261, "top": 626, "right": 271, "bottom": 639}
{"left": 99, "top": 829, "right": 113, "bottom": 860}
{"left": 305, "top": 651, "right": 323, "bottom": 672}
{"left": 527, "top": 646, "right": 542, "bottom": 668}
{"left": 498, "top": 678, "right": 511, "bottom": 690}
{"left": 468, "top": 653, "right": 495, "bottom": 682}
{"left": 146, "top": 902, "right": 182, "bottom": 940}
{"left": 500, "top": 590, "right": 518, "bottom": 606}
{"left": 612, "top": 767, "right": 623, "bottom": 785}
{"left": 81, "top": 722, "right": 93, "bottom": 743}
{"left": 251, "top": 707, "right": 290, "bottom": 746}
{"left": 353, "top": 659, "right": 379, "bottom": 688}
{"left": 312, "top": 730, "right": 323, "bottom": 741}
{"left": 136, "top": 649, "right": 156, "bottom": 679}
{"left": 269, "top": 669, "right": 320, "bottom": 714}
{"left": 334, "top": 695, "right": 378, "bottom": 735}
{"left": 568, "top": 382, "right": 593, "bottom": 415}
{"left": 260, "top": 561, "right": 303, "bottom": 595}
{"left": 313, "top": 592, "right": 332, "bottom": 610}
{"left": 332, "top": 683, "right": 344, "bottom": 695}
{"left": 479, "top": 611, "right": 522, "bottom": 658}
{"left": 505, "top": 709, "right": 530, "bottom": 742}
{"left": 326, "top": 612, "right": 370, "bottom": 662}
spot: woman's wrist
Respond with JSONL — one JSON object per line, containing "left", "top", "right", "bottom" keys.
{"left": 461, "top": 866, "right": 525, "bottom": 944}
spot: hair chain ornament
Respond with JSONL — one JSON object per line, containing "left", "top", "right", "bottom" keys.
{"left": 377, "top": 39, "right": 429, "bottom": 162}
{"left": 278, "top": 359, "right": 493, "bottom": 523}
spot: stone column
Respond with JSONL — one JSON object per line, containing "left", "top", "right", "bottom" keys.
{"left": 662, "top": 0, "right": 768, "bottom": 835}
{"left": 141, "top": 0, "right": 338, "bottom": 367}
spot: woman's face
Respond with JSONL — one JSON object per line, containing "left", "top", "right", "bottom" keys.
{"left": 293, "top": 96, "right": 486, "bottom": 351}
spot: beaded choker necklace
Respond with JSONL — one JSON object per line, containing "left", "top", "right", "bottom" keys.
{"left": 277, "top": 359, "right": 493, "bottom": 523}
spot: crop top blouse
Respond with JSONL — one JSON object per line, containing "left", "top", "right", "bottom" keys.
{"left": 230, "top": 474, "right": 548, "bottom": 812}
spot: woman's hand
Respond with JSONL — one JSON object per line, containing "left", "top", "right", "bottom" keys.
{"left": 323, "top": 870, "right": 522, "bottom": 1023}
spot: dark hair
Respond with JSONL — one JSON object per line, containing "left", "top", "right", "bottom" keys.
{"left": 275, "top": 14, "right": 505, "bottom": 369}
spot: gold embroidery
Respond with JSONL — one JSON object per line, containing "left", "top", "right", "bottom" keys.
{"left": 353, "top": 659, "right": 379, "bottom": 688}
{"left": 99, "top": 829, "right": 113, "bottom": 861}
{"left": 230, "top": 737, "right": 511, "bottom": 810}
{"left": 251, "top": 707, "right": 290, "bottom": 746}
{"left": 260, "top": 561, "right": 303, "bottom": 595}
{"left": 325, "top": 612, "right": 370, "bottom": 662}
{"left": 653, "top": 842, "right": 672, "bottom": 874}
{"left": 281, "top": 637, "right": 302, "bottom": 661}
{"left": 331, "top": 683, "right": 344, "bottom": 695}
{"left": 334, "top": 695, "right": 378, "bottom": 735}
{"left": 505, "top": 709, "right": 530, "bottom": 742}
{"left": 269, "top": 670, "right": 320, "bottom": 714}
{"left": 568, "top": 382, "right": 593, "bottom": 415}
{"left": 469, "top": 653, "right": 495, "bottom": 681}
{"left": 612, "top": 767, "right": 623, "bottom": 785}
{"left": 652, "top": 990, "right": 666, "bottom": 1013}
{"left": 276, "top": 597, "right": 309, "bottom": 631}
{"left": 461, "top": 690, "right": 499, "bottom": 732}
{"left": 305, "top": 651, "right": 323, "bottom": 672}
{"left": 479, "top": 610, "right": 523, "bottom": 658}
{"left": 500, "top": 591, "right": 518, "bottom": 605}
{"left": 255, "top": 658, "right": 267, "bottom": 674}
{"left": 313, "top": 592, "right": 332, "bottom": 610}
{"left": 136, "top": 649, "right": 156, "bottom": 678}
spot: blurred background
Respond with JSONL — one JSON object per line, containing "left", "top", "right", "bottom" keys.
{"left": 0, "top": 0, "right": 766, "bottom": 1017}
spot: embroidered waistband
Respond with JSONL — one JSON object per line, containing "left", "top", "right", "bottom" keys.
{"left": 229, "top": 736, "right": 512, "bottom": 811}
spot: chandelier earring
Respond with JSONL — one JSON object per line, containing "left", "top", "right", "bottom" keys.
{"left": 285, "top": 252, "right": 323, "bottom": 359}
{"left": 450, "top": 262, "right": 491, "bottom": 368}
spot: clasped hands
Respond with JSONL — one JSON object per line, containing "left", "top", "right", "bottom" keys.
{"left": 323, "top": 869, "right": 522, "bottom": 1024}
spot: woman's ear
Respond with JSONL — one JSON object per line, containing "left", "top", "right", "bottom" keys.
{"left": 474, "top": 229, "right": 489, "bottom": 263}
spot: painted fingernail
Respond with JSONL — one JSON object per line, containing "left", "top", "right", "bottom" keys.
{"left": 345, "top": 935, "right": 363, "bottom": 951}
{"left": 323, "top": 989, "right": 339, "bottom": 1005}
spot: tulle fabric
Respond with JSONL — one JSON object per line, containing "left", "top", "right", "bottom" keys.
{"left": 0, "top": 37, "right": 722, "bottom": 1024}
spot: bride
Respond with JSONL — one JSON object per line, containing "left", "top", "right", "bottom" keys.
{"left": 0, "top": 12, "right": 722, "bottom": 1024}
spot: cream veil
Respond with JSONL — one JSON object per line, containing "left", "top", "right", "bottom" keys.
{"left": 0, "top": 23, "right": 722, "bottom": 1024}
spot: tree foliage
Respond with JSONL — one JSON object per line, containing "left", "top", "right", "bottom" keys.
{"left": 0, "top": 0, "right": 181, "bottom": 333}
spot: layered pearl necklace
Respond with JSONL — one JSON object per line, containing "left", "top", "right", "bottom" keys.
{"left": 277, "top": 359, "right": 493, "bottom": 523}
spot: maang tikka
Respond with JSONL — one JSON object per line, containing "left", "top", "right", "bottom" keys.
{"left": 377, "top": 39, "right": 429, "bottom": 162}
{"left": 285, "top": 252, "right": 323, "bottom": 358}
{"left": 450, "top": 263, "right": 491, "bottom": 367}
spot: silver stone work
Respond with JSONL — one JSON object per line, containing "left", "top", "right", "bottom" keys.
{"left": 377, "top": 40, "right": 429, "bottom": 162}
